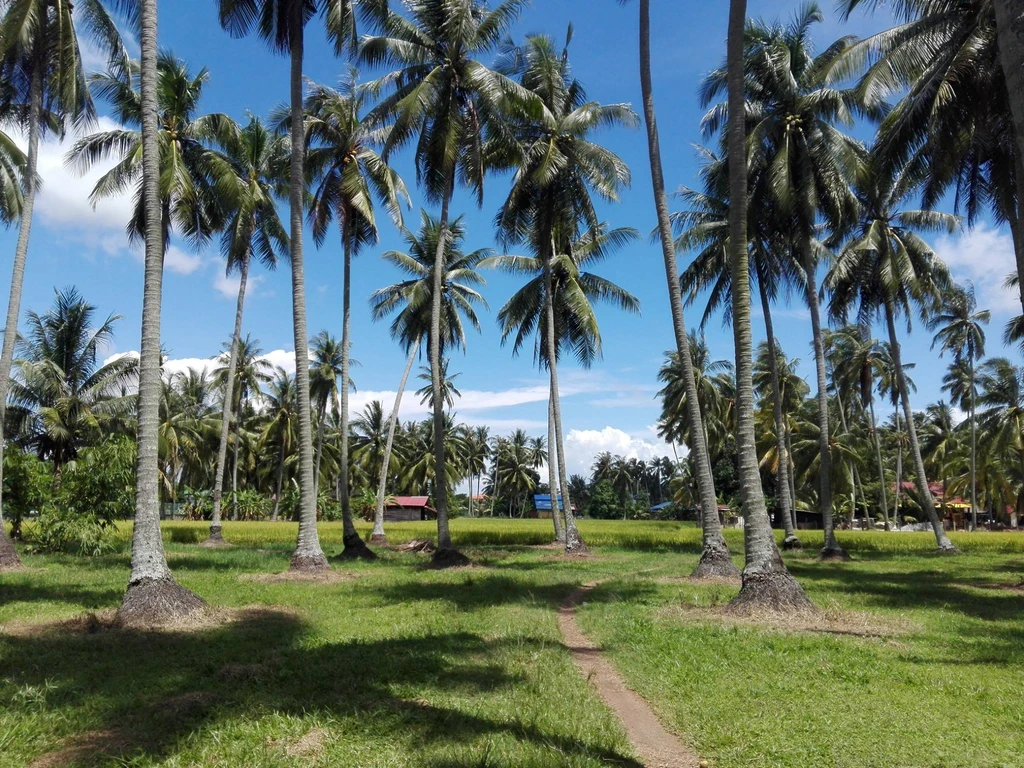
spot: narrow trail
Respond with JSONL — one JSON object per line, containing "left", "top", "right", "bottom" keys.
{"left": 558, "top": 582, "right": 701, "bottom": 768}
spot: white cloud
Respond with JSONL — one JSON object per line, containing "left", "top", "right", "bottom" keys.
{"left": 105, "top": 348, "right": 296, "bottom": 382}
{"left": 561, "top": 426, "right": 674, "bottom": 477}
{"left": 934, "top": 224, "right": 1019, "bottom": 315}
{"left": 164, "top": 245, "right": 204, "bottom": 276}
{"left": 212, "top": 268, "right": 266, "bottom": 299}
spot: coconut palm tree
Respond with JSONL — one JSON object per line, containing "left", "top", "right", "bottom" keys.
{"left": 369, "top": 211, "right": 487, "bottom": 543}
{"left": 0, "top": 0, "right": 127, "bottom": 570}
{"left": 931, "top": 283, "right": 989, "bottom": 530}
{"left": 703, "top": 4, "right": 864, "bottom": 562}
{"left": 489, "top": 30, "right": 637, "bottom": 555}
{"left": 216, "top": 0, "right": 359, "bottom": 572}
{"left": 616, "top": 0, "right": 726, "bottom": 577}
{"left": 258, "top": 366, "right": 298, "bottom": 521}
{"left": 994, "top": 2, "right": 1024, "bottom": 200}
{"left": 826, "top": 155, "right": 959, "bottom": 551}
{"left": 204, "top": 115, "right": 288, "bottom": 546}
{"left": 299, "top": 76, "right": 408, "bottom": 558}
{"left": 463, "top": 425, "right": 490, "bottom": 518}
{"left": 416, "top": 359, "right": 462, "bottom": 410}
{"left": 360, "top": 0, "right": 528, "bottom": 565}
{"left": 119, "top": 0, "right": 206, "bottom": 624}
{"left": 6, "top": 287, "right": 137, "bottom": 475}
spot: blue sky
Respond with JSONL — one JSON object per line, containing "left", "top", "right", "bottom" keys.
{"left": 1, "top": 0, "right": 1018, "bottom": 477}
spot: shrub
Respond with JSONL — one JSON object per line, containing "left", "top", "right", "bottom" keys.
{"left": 28, "top": 507, "right": 115, "bottom": 556}
{"left": 1, "top": 447, "right": 52, "bottom": 538}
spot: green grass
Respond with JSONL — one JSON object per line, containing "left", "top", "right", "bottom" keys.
{"left": 1, "top": 520, "right": 1023, "bottom": 767}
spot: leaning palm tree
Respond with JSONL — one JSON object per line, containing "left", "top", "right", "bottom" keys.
{"left": 490, "top": 31, "right": 637, "bottom": 556}
{"left": 702, "top": 3, "right": 864, "bottom": 561}
{"left": 826, "top": 155, "right": 959, "bottom": 552}
{"left": 930, "top": 283, "right": 989, "bottom": 530}
{"left": 301, "top": 76, "right": 408, "bottom": 558}
{"left": 614, "top": 0, "right": 727, "bottom": 573}
{"left": 369, "top": 211, "right": 487, "bottom": 544}
{"left": 360, "top": 0, "right": 528, "bottom": 566}
{"left": 120, "top": 0, "right": 206, "bottom": 624}
{"left": 216, "top": 0, "right": 359, "bottom": 572}
{"left": 0, "top": 0, "right": 126, "bottom": 571}
{"left": 203, "top": 116, "right": 288, "bottom": 547}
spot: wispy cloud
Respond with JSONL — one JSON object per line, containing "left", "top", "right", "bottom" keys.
{"left": 934, "top": 224, "right": 1019, "bottom": 315}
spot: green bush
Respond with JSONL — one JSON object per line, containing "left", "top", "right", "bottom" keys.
{"left": 28, "top": 507, "right": 115, "bottom": 556}
{"left": 1, "top": 447, "right": 52, "bottom": 538}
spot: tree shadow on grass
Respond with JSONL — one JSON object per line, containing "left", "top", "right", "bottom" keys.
{"left": 0, "top": 581, "right": 123, "bottom": 613}
{"left": 0, "top": 608, "right": 642, "bottom": 767}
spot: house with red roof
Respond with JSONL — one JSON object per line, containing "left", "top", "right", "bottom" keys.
{"left": 384, "top": 496, "right": 437, "bottom": 523}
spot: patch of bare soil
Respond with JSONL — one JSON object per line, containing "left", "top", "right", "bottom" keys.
{"left": 960, "top": 580, "right": 1024, "bottom": 593}
{"left": 659, "top": 601, "right": 914, "bottom": 639}
{"left": 655, "top": 575, "right": 742, "bottom": 587}
{"left": 239, "top": 570, "right": 358, "bottom": 584}
{"left": 1, "top": 606, "right": 296, "bottom": 638}
{"left": 559, "top": 583, "right": 701, "bottom": 768}
{"left": 268, "top": 727, "right": 330, "bottom": 760}
{"left": 541, "top": 552, "right": 610, "bottom": 562}
{"left": 27, "top": 729, "right": 135, "bottom": 767}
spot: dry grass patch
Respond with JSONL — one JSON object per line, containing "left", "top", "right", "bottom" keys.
{"left": 27, "top": 728, "right": 135, "bottom": 767}
{"left": 238, "top": 570, "right": 358, "bottom": 584}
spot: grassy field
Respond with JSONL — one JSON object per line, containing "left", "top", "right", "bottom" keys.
{"left": 1, "top": 520, "right": 1023, "bottom": 767}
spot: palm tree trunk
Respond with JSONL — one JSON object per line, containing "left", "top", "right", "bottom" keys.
{"left": 205, "top": 260, "right": 248, "bottom": 545}
{"left": 230, "top": 402, "right": 241, "bottom": 521}
{"left": 884, "top": 300, "right": 957, "bottom": 551}
{"left": 724, "top": 0, "right": 806, "bottom": 610}
{"left": 758, "top": 275, "right": 800, "bottom": 549}
{"left": 785, "top": 424, "right": 798, "bottom": 531}
{"left": 994, "top": 0, "right": 1024, "bottom": 318}
{"left": 548, "top": 380, "right": 566, "bottom": 543}
{"left": 119, "top": 0, "right": 205, "bottom": 624}
{"left": 542, "top": 242, "right": 586, "bottom": 555}
{"left": 638, "top": 0, "right": 731, "bottom": 576}
{"left": 867, "top": 396, "right": 891, "bottom": 529}
{"left": 970, "top": 359, "right": 978, "bottom": 531}
{"left": 429, "top": 183, "right": 463, "bottom": 565}
{"left": 0, "top": 66, "right": 41, "bottom": 572}
{"left": 271, "top": 440, "right": 286, "bottom": 522}
{"left": 893, "top": 408, "right": 902, "bottom": 526}
{"left": 338, "top": 212, "right": 373, "bottom": 559}
{"left": 803, "top": 245, "right": 845, "bottom": 559}
{"left": 834, "top": 393, "right": 859, "bottom": 527}
{"left": 287, "top": 6, "right": 327, "bottom": 572}
{"left": 371, "top": 340, "right": 417, "bottom": 543}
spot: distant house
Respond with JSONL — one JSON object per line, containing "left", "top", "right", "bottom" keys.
{"left": 532, "top": 494, "right": 566, "bottom": 520}
{"left": 384, "top": 496, "right": 436, "bottom": 523}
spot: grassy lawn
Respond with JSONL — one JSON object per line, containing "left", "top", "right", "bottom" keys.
{"left": 1, "top": 520, "right": 1022, "bottom": 767}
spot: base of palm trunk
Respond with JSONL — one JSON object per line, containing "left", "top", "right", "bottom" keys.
{"left": 336, "top": 533, "right": 378, "bottom": 561}
{"left": 367, "top": 532, "right": 388, "bottom": 545}
{"left": 935, "top": 542, "right": 960, "bottom": 555}
{"left": 117, "top": 576, "right": 207, "bottom": 628}
{"left": 782, "top": 535, "right": 803, "bottom": 551}
{"left": 289, "top": 550, "right": 330, "bottom": 572}
{"left": 817, "top": 546, "right": 851, "bottom": 562}
{"left": 0, "top": 531, "right": 24, "bottom": 571}
{"left": 563, "top": 534, "right": 589, "bottom": 556}
{"left": 431, "top": 548, "right": 471, "bottom": 568}
{"left": 199, "top": 527, "right": 231, "bottom": 549}
{"left": 726, "top": 558, "right": 814, "bottom": 615}
{"left": 691, "top": 543, "right": 741, "bottom": 579}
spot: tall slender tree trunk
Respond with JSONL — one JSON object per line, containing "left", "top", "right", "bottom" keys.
{"left": 758, "top": 276, "right": 800, "bottom": 549}
{"left": 547, "top": 392, "right": 566, "bottom": 543}
{"left": 884, "top": 301, "right": 957, "bottom": 551}
{"left": 429, "top": 182, "right": 464, "bottom": 565}
{"left": 637, "top": 0, "right": 733, "bottom": 577}
{"left": 271, "top": 441, "right": 286, "bottom": 522}
{"left": 313, "top": 400, "right": 326, "bottom": 494}
{"left": 0, "top": 67, "right": 41, "bottom": 572}
{"left": 119, "top": 0, "right": 205, "bottom": 624}
{"left": 804, "top": 246, "right": 846, "bottom": 559}
{"left": 994, "top": 0, "right": 1024, "bottom": 318}
{"left": 542, "top": 242, "right": 586, "bottom": 555}
{"left": 785, "top": 424, "right": 798, "bottom": 531}
{"left": 725, "top": 0, "right": 808, "bottom": 611}
{"left": 230, "top": 402, "right": 241, "bottom": 521}
{"left": 338, "top": 213, "right": 374, "bottom": 559}
{"left": 204, "top": 260, "right": 248, "bottom": 546}
{"left": 970, "top": 360, "right": 978, "bottom": 530}
{"left": 893, "top": 408, "right": 903, "bottom": 526}
{"left": 867, "top": 396, "right": 891, "bottom": 529}
{"left": 287, "top": 7, "right": 327, "bottom": 572}
{"left": 371, "top": 341, "right": 417, "bottom": 543}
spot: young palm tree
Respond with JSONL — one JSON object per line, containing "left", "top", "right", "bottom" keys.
{"left": 216, "top": 0, "right": 358, "bottom": 572}
{"left": 360, "top": 0, "right": 527, "bottom": 565}
{"left": 0, "top": 0, "right": 126, "bottom": 570}
{"left": 204, "top": 116, "right": 288, "bottom": 546}
{"left": 258, "top": 366, "right": 298, "bottom": 521}
{"left": 977, "top": 357, "right": 1024, "bottom": 528}
{"left": 703, "top": 4, "right": 864, "bottom": 561}
{"left": 616, "top": 0, "right": 727, "bottom": 575}
{"left": 300, "top": 76, "right": 408, "bottom": 557}
{"left": 826, "top": 156, "right": 959, "bottom": 551}
{"left": 491, "top": 31, "right": 637, "bottom": 555}
{"left": 119, "top": 0, "right": 206, "bottom": 624}
{"left": 369, "top": 211, "right": 487, "bottom": 544}
{"left": 931, "top": 284, "right": 989, "bottom": 530}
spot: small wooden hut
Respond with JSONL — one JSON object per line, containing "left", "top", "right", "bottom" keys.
{"left": 384, "top": 496, "right": 436, "bottom": 523}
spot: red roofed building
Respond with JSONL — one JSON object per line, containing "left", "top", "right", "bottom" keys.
{"left": 384, "top": 496, "right": 437, "bottom": 523}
